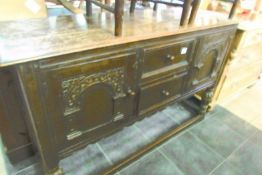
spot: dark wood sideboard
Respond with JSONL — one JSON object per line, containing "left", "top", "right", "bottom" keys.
{"left": 0, "top": 4, "right": 238, "bottom": 174}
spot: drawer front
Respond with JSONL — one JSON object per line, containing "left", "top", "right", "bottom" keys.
{"left": 139, "top": 71, "right": 187, "bottom": 114}
{"left": 142, "top": 40, "right": 195, "bottom": 76}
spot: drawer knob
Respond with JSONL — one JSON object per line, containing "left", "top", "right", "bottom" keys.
{"left": 195, "top": 63, "right": 204, "bottom": 69}
{"left": 162, "top": 90, "right": 170, "bottom": 96}
{"left": 127, "top": 89, "right": 136, "bottom": 96}
{"left": 167, "top": 54, "right": 175, "bottom": 61}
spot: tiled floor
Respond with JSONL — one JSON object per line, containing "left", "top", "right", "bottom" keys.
{"left": 117, "top": 80, "right": 262, "bottom": 175}
{"left": 4, "top": 80, "right": 262, "bottom": 175}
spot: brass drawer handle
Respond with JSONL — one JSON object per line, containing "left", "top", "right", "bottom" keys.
{"left": 166, "top": 54, "right": 175, "bottom": 61}
{"left": 162, "top": 90, "right": 170, "bottom": 96}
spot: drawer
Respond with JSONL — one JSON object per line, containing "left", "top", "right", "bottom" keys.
{"left": 139, "top": 71, "right": 187, "bottom": 114}
{"left": 142, "top": 40, "right": 195, "bottom": 76}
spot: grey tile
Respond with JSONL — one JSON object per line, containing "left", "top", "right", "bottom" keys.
{"left": 15, "top": 163, "right": 43, "bottom": 175}
{"left": 13, "top": 156, "right": 39, "bottom": 172}
{"left": 98, "top": 126, "right": 150, "bottom": 164}
{"left": 160, "top": 132, "right": 223, "bottom": 175}
{"left": 163, "top": 104, "right": 193, "bottom": 124}
{"left": 205, "top": 105, "right": 227, "bottom": 118}
{"left": 60, "top": 143, "right": 111, "bottom": 175}
{"left": 211, "top": 162, "right": 243, "bottom": 175}
{"left": 120, "top": 150, "right": 184, "bottom": 175}
{"left": 212, "top": 106, "right": 257, "bottom": 138}
{"left": 227, "top": 131, "right": 262, "bottom": 175}
{"left": 190, "top": 117, "right": 244, "bottom": 158}
{"left": 135, "top": 111, "right": 179, "bottom": 141}
{"left": 113, "top": 173, "right": 121, "bottom": 175}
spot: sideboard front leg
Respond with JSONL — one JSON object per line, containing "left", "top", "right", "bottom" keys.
{"left": 47, "top": 167, "right": 64, "bottom": 175}
{"left": 199, "top": 87, "right": 214, "bottom": 116}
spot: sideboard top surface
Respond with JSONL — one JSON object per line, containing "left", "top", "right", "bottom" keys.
{"left": 0, "top": 8, "right": 237, "bottom": 67}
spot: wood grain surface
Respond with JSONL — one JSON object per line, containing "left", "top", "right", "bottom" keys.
{"left": 0, "top": 8, "right": 236, "bottom": 67}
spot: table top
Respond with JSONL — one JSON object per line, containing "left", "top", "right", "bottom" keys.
{"left": 0, "top": 7, "right": 237, "bottom": 67}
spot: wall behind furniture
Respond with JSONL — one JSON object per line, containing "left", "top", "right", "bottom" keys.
{"left": 0, "top": 0, "right": 47, "bottom": 21}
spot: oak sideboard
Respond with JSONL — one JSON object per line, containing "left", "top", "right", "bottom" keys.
{"left": 0, "top": 6, "right": 237, "bottom": 175}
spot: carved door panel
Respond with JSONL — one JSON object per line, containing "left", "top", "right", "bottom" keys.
{"left": 189, "top": 32, "right": 232, "bottom": 88}
{"left": 37, "top": 51, "right": 137, "bottom": 150}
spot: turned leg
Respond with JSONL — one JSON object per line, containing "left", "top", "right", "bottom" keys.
{"left": 115, "top": 0, "right": 124, "bottom": 36}
{"left": 46, "top": 167, "right": 64, "bottom": 175}
{"left": 153, "top": 2, "right": 158, "bottom": 11}
{"left": 130, "top": 0, "right": 137, "bottom": 14}
{"left": 199, "top": 87, "right": 215, "bottom": 116}
{"left": 86, "top": 0, "right": 92, "bottom": 16}
{"left": 188, "top": 0, "right": 201, "bottom": 25}
{"left": 229, "top": 0, "right": 240, "bottom": 19}
{"left": 180, "top": 0, "right": 192, "bottom": 26}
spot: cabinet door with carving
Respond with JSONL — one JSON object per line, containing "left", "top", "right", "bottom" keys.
{"left": 37, "top": 50, "right": 138, "bottom": 151}
{"left": 189, "top": 31, "right": 233, "bottom": 89}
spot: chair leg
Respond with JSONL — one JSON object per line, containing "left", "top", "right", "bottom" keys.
{"left": 229, "top": 0, "right": 240, "bottom": 19}
{"left": 188, "top": 0, "right": 201, "bottom": 25}
{"left": 115, "top": 0, "right": 124, "bottom": 36}
{"left": 86, "top": 0, "right": 92, "bottom": 16}
{"left": 180, "top": 0, "right": 192, "bottom": 26}
{"left": 153, "top": 2, "right": 158, "bottom": 11}
{"left": 130, "top": 0, "right": 137, "bottom": 14}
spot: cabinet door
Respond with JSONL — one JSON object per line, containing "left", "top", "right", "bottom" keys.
{"left": 190, "top": 32, "right": 232, "bottom": 88}
{"left": 37, "top": 51, "right": 137, "bottom": 151}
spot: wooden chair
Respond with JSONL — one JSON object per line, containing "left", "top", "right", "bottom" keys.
{"left": 130, "top": 0, "right": 201, "bottom": 26}
{"left": 130, "top": 0, "right": 240, "bottom": 26}
{"left": 57, "top": 0, "right": 240, "bottom": 36}
{"left": 86, "top": 0, "right": 124, "bottom": 36}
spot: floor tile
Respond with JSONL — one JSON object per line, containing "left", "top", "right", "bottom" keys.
{"left": 190, "top": 117, "right": 244, "bottom": 158}
{"left": 60, "top": 143, "right": 111, "bottom": 175}
{"left": 206, "top": 105, "right": 229, "bottom": 118}
{"left": 120, "top": 150, "right": 184, "bottom": 175}
{"left": 210, "top": 162, "right": 243, "bottom": 175}
{"left": 160, "top": 132, "right": 223, "bottom": 175}
{"left": 98, "top": 126, "right": 149, "bottom": 164}
{"left": 163, "top": 104, "right": 193, "bottom": 124}
{"left": 212, "top": 106, "right": 257, "bottom": 139}
{"left": 227, "top": 131, "right": 262, "bottom": 175}
{"left": 135, "top": 111, "right": 179, "bottom": 141}
{"left": 16, "top": 163, "right": 43, "bottom": 175}
{"left": 13, "top": 156, "right": 39, "bottom": 173}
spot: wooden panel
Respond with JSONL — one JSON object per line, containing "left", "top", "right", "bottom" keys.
{"left": 0, "top": 69, "right": 34, "bottom": 163}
